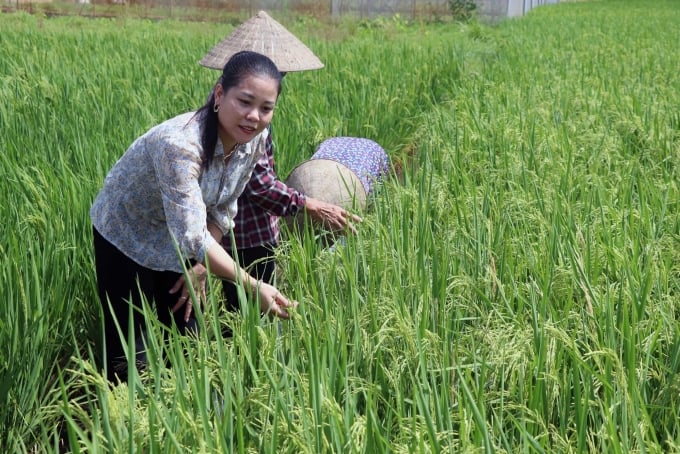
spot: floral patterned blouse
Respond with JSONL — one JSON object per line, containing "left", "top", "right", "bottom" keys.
{"left": 90, "top": 111, "right": 268, "bottom": 273}
{"left": 311, "top": 136, "right": 389, "bottom": 195}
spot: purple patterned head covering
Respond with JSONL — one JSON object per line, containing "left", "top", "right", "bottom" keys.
{"left": 311, "top": 137, "right": 389, "bottom": 195}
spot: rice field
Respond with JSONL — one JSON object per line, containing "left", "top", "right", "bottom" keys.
{"left": 1, "top": 0, "right": 679, "bottom": 452}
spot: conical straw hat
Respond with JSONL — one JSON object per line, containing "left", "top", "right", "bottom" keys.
{"left": 284, "top": 159, "right": 367, "bottom": 239}
{"left": 199, "top": 10, "right": 324, "bottom": 72}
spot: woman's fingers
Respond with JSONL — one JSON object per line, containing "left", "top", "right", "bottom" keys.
{"left": 336, "top": 208, "right": 362, "bottom": 234}
{"left": 277, "top": 294, "right": 299, "bottom": 319}
{"left": 169, "top": 264, "right": 208, "bottom": 322}
{"left": 172, "top": 294, "right": 189, "bottom": 313}
{"left": 348, "top": 212, "right": 363, "bottom": 224}
{"left": 171, "top": 293, "right": 198, "bottom": 322}
{"left": 259, "top": 287, "right": 298, "bottom": 319}
{"left": 169, "top": 275, "right": 186, "bottom": 294}
{"left": 308, "top": 198, "right": 362, "bottom": 233}
{"left": 274, "top": 292, "right": 298, "bottom": 310}
{"left": 183, "top": 298, "right": 193, "bottom": 322}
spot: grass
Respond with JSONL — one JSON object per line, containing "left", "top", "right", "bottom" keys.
{"left": 1, "top": 0, "right": 679, "bottom": 451}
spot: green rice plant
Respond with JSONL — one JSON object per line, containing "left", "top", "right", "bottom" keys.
{"left": 1, "top": 1, "right": 679, "bottom": 451}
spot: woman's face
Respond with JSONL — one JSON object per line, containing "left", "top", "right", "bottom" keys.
{"left": 214, "top": 74, "right": 278, "bottom": 148}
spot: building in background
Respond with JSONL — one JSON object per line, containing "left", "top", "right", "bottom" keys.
{"left": 477, "top": 0, "right": 559, "bottom": 18}
{"left": 3, "top": 0, "right": 557, "bottom": 20}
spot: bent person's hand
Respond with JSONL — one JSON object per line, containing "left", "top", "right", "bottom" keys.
{"left": 256, "top": 281, "right": 298, "bottom": 319}
{"left": 304, "top": 197, "right": 362, "bottom": 235}
{"left": 170, "top": 263, "right": 208, "bottom": 322}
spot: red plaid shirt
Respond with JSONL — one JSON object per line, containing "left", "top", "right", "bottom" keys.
{"left": 222, "top": 132, "right": 306, "bottom": 251}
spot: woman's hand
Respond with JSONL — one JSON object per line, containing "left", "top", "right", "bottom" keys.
{"left": 201, "top": 240, "right": 297, "bottom": 319}
{"left": 255, "top": 281, "right": 298, "bottom": 319}
{"left": 170, "top": 263, "right": 208, "bottom": 322}
{"left": 304, "top": 197, "right": 363, "bottom": 234}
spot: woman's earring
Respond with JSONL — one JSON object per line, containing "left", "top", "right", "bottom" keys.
{"left": 213, "top": 104, "right": 219, "bottom": 113}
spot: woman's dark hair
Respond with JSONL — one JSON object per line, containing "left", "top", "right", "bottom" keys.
{"left": 195, "top": 51, "right": 283, "bottom": 168}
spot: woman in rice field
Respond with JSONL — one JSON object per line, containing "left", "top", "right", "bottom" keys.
{"left": 90, "top": 51, "right": 297, "bottom": 383}
{"left": 199, "top": 11, "right": 366, "bottom": 326}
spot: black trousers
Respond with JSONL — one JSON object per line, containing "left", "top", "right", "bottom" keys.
{"left": 222, "top": 243, "right": 276, "bottom": 314}
{"left": 93, "top": 227, "right": 198, "bottom": 383}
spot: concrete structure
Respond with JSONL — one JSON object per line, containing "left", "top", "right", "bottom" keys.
{"left": 4, "top": 0, "right": 556, "bottom": 18}
{"left": 252, "top": 0, "right": 557, "bottom": 19}
{"left": 477, "top": 0, "right": 559, "bottom": 18}
{"left": 6, "top": 0, "right": 52, "bottom": 4}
